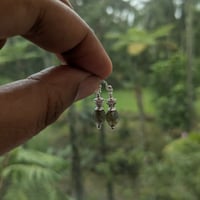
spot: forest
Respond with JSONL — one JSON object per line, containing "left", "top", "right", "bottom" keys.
{"left": 0, "top": 0, "right": 200, "bottom": 199}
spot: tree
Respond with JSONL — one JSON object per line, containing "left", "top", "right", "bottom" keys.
{"left": 139, "top": 133, "right": 200, "bottom": 200}
{"left": 0, "top": 147, "right": 69, "bottom": 200}
{"left": 70, "top": 0, "right": 135, "bottom": 87}
{"left": 68, "top": 106, "right": 85, "bottom": 200}
{"left": 185, "top": 0, "right": 195, "bottom": 131}
{"left": 107, "top": 25, "right": 173, "bottom": 147}
{"left": 150, "top": 54, "right": 191, "bottom": 131}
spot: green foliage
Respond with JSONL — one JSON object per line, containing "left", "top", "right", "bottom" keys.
{"left": 0, "top": 39, "right": 39, "bottom": 63}
{"left": 1, "top": 0, "right": 200, "bottom": 199}
{"left": 139, "top": 134, "right": 200, "bottom": 200}
{"left": 0, "top": 147, "right": 69, "bottom": 200}
{"left": 0, "top": 36, "right": 56, "bottom": 83}
{"left": 151, "top": 54, "right": 186, "bottom": 95}
{"left": 107, "top": 148, "right": 143, "bottom": 176}
{"left": 95, "top": 147, "right": 142, "bottom": 179}
{"left": 107, "top": 24, "right": 173, "bottom": 55}
{"left": 151, "top": 24, "right": 174, "bottom": 38}
{"left": 150, "top": 54, "right": 191, "bottom": 130}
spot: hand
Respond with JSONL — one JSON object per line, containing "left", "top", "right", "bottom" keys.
{"left": 0, "top": 0, "right": 112, "bottom": 154}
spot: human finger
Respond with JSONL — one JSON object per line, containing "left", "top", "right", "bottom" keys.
{"left": 0, "top": 0, "right": 112, "bottom": 79}
{"left": 0, "top": 65, "right": 100, "bottom": 154}
{"left": 24, "top": 0, "right": 112, "bottom": 79}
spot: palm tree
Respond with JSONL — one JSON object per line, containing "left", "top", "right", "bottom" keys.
{"left": 0, "top": 147, "right": 70, "bottom": 200}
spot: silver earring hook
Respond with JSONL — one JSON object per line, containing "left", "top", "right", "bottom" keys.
{"left": 94, "top": 82, "right": 105, "bottom": 129}
{"left": 94, "top": 80, "right": 119, "bottom": 130}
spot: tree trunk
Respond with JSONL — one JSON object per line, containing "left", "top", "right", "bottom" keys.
{"left": 106, "top": 179, "right": 115, "bottom": 200}
{"left": 134, "top": 85, "right": 146, "bottom": 148}
{"left": 185, "top": 0, "right": 194, "bottom": 131}
{"left": 68, "top": 105, "right": 85, "bottom": 200}
{"left": 99, "top": 125, "right": 115, "bottom": 200}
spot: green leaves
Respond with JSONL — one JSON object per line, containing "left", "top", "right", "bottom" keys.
{"left": 150, "top": 54, "right": 190, "bottom": 130}
{"left": 12, "top": 148, "right": 67, "bottom": 171}
{"left": 2, "top": 163, "right": 59, "bottom": 183}
{"left": 139, "top": 134, "right": 200, "bottom": 200}
{"left": 106, "top": 24, "right": 173, "bottom": 55}
{"left": 0, "top": 37, "right": 40, "bottom": 64}
{"left": 151, "top": 24, "right": 174, "bottom": 38}
{"left": 0, "top": 147, "right": 69, "bottom": 200}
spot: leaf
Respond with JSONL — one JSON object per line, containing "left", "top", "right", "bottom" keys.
{"left": 108, "top": 27, "right": 157, "bottom": 52}
{"left": 105, "top": 31, "right": 122, "bottom": 39}
{"left": 150, "top": 24, "right": 174, "bottom": 38}
{"left": 2, "top": 163, "right": 60, "bottom": 183}
{"left": 112, "top": 40, "right": 128, "bottom": 51}
{"left": 0, "top": 37, "right": 43, "bottom": 64}
{"left": 3, "top": 185, "right": 28, "bottom": 200}
{"left": 126, "top": 28, "right": 155, "bottom": 45}
{"left": 127, "top": 43, "right": 148, "bottom": 55}
{"left": 6, "top": 147, "right": 68, "bottom": 176}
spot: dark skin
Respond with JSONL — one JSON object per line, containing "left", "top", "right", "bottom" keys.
{"left": 0, "top": 0, "right": 112, "bottom": 155}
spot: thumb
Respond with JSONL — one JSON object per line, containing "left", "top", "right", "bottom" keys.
{"left": 0, "top": 65, "right": 100, "bottom": 154}
{"left": 28, "top": 65, "right": 101, "bottom": 105}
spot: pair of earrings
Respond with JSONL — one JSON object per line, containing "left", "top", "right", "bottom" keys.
{"left": 94, "top": 81, "right": 119, "bottom": 129}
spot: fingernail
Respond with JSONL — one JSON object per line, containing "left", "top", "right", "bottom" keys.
{"left": 75, "top": 76, "right": 101, "bottom": 101}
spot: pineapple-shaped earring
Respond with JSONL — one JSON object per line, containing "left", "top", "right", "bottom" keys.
{"left": 94, "top": 84, "right": 106, "bottom": 129}
{"left": 105, "top": 83, "right": 119, "bottom": 129}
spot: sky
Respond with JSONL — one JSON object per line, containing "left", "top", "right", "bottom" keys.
{"left": 123, "top": 0, "right": 150, "bottom": 10}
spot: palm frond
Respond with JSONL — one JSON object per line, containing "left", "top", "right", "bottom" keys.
{"left": 2, "top": 163, "right": 60, "bottom": 183}
{"left": 10, "top": 147, "right": 68, "bottom": 171}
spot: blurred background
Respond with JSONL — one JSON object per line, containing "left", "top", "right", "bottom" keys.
{"left": 1, "top": 0, "right": 200, "bottom": 199}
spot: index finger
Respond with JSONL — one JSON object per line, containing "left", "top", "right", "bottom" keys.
{"left": 0, "top": 0, "right": 112, "bottom": 78}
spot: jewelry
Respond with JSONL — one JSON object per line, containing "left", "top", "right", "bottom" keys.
{"left": 105, "top": 81, "right": 119, "bottom": 129}
{"left": 94, "top": 83, "right": 106, "bottom": 129}
{"left": 94, "top": 81, "right": 119, "bottom": 129}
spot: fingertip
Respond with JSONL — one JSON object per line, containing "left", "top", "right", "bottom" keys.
{"left": 75, "top": 75, "right": 102, "bottom": 101}
{"left": 101, "top": 55, "right": 113, "bottom": 79}
{"left": 60, "top": 30, "right": 113, "bottom": 79}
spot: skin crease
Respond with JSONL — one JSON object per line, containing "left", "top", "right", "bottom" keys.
{"left": 0, "top": 0, "right": 112, "bottom": 155}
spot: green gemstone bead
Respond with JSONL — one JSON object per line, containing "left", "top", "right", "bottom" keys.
{"left": 94, "top": 109, "right": 106, "bottom": 129}
{"left": 106, "top": 110, "right": 119, "bottom": 129}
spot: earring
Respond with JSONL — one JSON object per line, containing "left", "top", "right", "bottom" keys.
{"left": 104, "top": 81, "right": 119, "bottom": 130}
{"left": 94, "top": 84, "right": 106, "bottom": 129}
{"left": 94, "top": 81, "right": 119, "bottom": 130}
